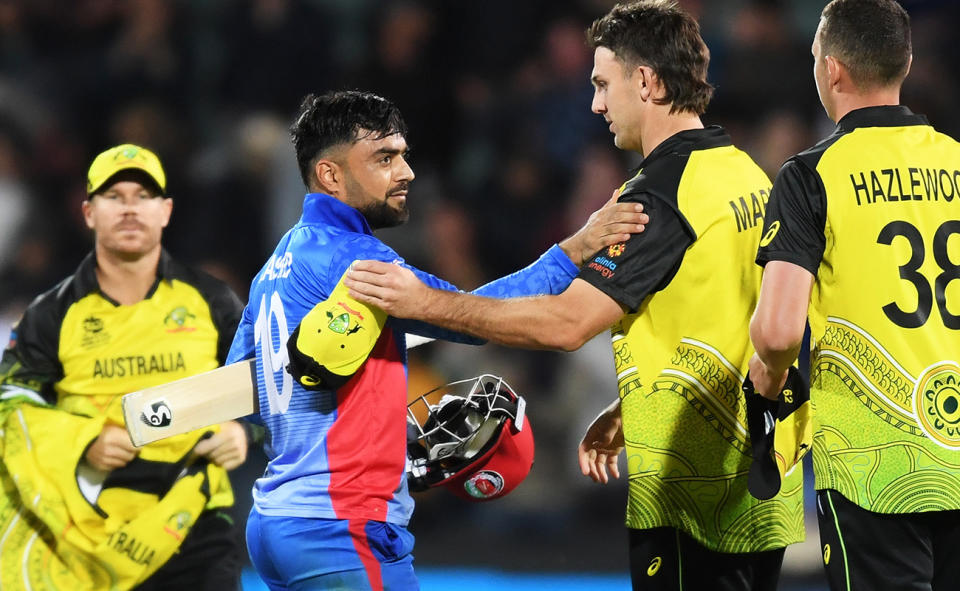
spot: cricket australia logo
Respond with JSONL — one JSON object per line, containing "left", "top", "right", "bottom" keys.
{"left": 164, "top": 306, "right": 197, "bottom": 333}
{"left": 326, "top": 302, "right": 365, "bottom": 335}
{"left": 913, "top": 361, "right": 960, "bottom": 449}
{"left": 140, "top": 400, "right": 173, "bottom": 428}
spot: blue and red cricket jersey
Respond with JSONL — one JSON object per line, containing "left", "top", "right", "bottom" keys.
{"left": 227, "top": 193, "right": 578, "bottom": 586}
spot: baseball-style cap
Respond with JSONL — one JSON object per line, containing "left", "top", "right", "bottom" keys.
{"left": 744, "top": 365, "right": 813, "bottom": 500}
{"left": 86, "top": 144, "right": 167, "bottom": 196}
{"left": 286, "top": 269, "right": 388, "bottom": 390}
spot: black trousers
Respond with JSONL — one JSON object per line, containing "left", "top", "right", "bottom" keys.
{"left": 628, "top": 526, "right": 785, "bottom": 591}
{"left": 817, "top": 489, "right": 960, "bottom": 591}
{"left": 134, "top": 509, "right": 243, "bottom": 591}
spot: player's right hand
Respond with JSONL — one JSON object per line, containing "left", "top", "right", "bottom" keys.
{"left": 85, "top": 422, "right": 139, "bottom": 471}
{"left": 346, "top": 260, "right": 428, "bottom": 319}
{"left": 747, "top": 353, "right": 788, "bottom": 401}
{"left": 578, "top": 399, "right": 625, "bottom": 484}
{"left": 558, "top": 189, "right": 648, "bottom": 266}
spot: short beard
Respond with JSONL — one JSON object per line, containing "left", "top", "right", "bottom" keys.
{"left": 360, "top": 199, "right": 409, "bottom": 230}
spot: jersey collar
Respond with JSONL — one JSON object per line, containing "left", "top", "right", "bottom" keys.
{"left": 72, "top": 249, "right": 172, "bottom": 303}
{"left": 836, "top": 105, "right": 928, "bottom": 133}
{"left": 635, "top": 125, "right": 731, "bottom": 170}
{"left": 300, "top": 192, "right": 373, "bottom": 235}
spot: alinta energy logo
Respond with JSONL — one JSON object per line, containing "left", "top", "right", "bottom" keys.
{"left": 608, "top": 243, "right": 626, "bottom": 257}
{"left": 164, "top": 306, "right": 196, "bottom": 333}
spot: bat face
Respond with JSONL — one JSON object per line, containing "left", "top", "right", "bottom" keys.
{"left": 121, "top": 336, "right": 434, "bottom": 446}
{"left": 122, "top": 359, "right": 258, "bottom": 446}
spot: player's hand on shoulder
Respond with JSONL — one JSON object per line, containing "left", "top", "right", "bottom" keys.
{"left": 193, "top": 420, "right": 248, "bottom": 470}
{"left": 85, "top": 422, "right": 139, "bottom": 471}
{"left": 559, "top": 189, "right": 648, "bottom": 266}
{"left": 345, "top": 260, "right": 426, "bottom": 318}
{"left": 578, "top": 399, "right": 625, "bottom": 484}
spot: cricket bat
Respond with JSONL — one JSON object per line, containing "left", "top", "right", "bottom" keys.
{"left": 122, "top": 334, "right": 436, "bottom": 446}
{"left": 123, "top": 359, "right": 259, "bottom": 447}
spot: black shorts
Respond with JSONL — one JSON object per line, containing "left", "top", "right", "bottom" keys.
{"left": 134, "top": 509, "right": 243, "bottom": 591}
{"left": 816, "top": 489, "right": 960, "bottom": 591}
{"left": 628, "top": 526, "right": 785, "bottom": 591}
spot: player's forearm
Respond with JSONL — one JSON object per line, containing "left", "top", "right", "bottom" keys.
{"left": 750, "top": 317, "right": 803, "bottom": 375}
{"left": 418, "top": 289, "right": 590, "bottom": 351}
{"left": 750, "top": 261, "right": 813, "bottom": 375}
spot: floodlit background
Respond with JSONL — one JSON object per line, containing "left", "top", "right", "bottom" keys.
{"left": 1, "top": 1, "right": 957, "bottom": 589}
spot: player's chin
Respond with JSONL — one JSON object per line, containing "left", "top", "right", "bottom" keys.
{"left": 390, "top": 201, "right": 410, "bottom": 224}
{"left": 109, "top": 239, "right": 156, "bottom": 258}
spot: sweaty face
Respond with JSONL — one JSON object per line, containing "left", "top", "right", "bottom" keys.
{"left": 82, "top": 180, "right": 172, "bottom": 260}
{"left": 342, "top": 132, "right": 414, "bottom": 230}
{"left": 591, "top": 47, "right": 643, "bottom": 152}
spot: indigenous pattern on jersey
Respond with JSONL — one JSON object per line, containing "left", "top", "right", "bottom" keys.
{"left": 227, "top": 192, "right": 579, "bottom": 527}
{"left": 579, "top": 127, "right": 804, "bottom": 553}
{"left": 758, "top": 106, "right": 960, "bottom": 513}
{"left": 0, "top": 250, "right": 243, "bottom": 589}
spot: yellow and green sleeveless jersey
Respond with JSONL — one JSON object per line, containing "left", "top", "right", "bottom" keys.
{"left": 0, "top": 249, "right": 244, "bottom": 509}
{"left": 578, "top": 127, "right": 805, "bottom": 553}
{"left": 758, "top": 105, "right": 960, "bottom": 513}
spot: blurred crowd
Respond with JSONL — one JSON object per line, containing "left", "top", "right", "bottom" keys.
{"left": 1, "top": 0, "right": 958, "bottom": 577}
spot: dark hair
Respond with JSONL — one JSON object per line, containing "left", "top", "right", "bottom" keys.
{"left": 290, "top": 90, "right": 408, "bottom": 189}
{"left": 586, "top": 0, "right": 713, "bottom": 115}
{"left": 820, "top": 0, "right": 911, "bottom": 89}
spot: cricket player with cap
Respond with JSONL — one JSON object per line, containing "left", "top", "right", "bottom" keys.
{"left": 0, "top": 143, "right": 253, "bottom": 589}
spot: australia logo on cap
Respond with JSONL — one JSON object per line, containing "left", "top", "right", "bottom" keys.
{"left": 463, "top": 470, "right": 505, "bottom": 499}
{"left": 326, "top": 302, "right": 365, "bottom": 336}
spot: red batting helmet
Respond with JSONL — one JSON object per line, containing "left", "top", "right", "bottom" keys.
{"left": 406, "top": 374, "right": 534, "bottom": 502}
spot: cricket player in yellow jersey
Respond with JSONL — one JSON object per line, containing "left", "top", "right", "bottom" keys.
{"left": 749, "top": 1, "right": 960, "bottom": 589}
{"left": 345, "top": 2, "right": 804, "bottom": 589}
{"left": 0, "top": 144, "right": 254, "bottom": 590}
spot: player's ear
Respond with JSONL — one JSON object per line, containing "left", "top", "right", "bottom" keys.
{"left": 160, "top": 196, "right": 173, "bottom": 228}
{"left": 824, "top": 55, "right": 844, "bottom": 90}
{"left": 634, "top": 65, "right": 657, "bottom": 102}
{"left": 314, "top": 159, "right": 342, "bottom": 196}
{"left": 81, "top": 198, "right": 95, "bottom": 230}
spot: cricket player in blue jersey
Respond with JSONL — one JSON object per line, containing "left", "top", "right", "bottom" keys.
{"left": 226, "top": 90, "right": 648, "bottom": 590}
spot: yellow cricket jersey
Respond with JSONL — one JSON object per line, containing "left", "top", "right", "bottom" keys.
{"left": 1, "top": 249, "right": 243, "bottom": 489}
{"left": 758, "top": 105, "right": 960, "bottom": 513}
{"left": 579, "top": 127, "right": 805, "bottom": 553}
{"left": 0, "top": 249, "right": 244, "bottom": 589}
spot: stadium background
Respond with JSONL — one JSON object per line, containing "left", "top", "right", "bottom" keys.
{"left": 0, "top": 1, "right": 957, "bottom": 589}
